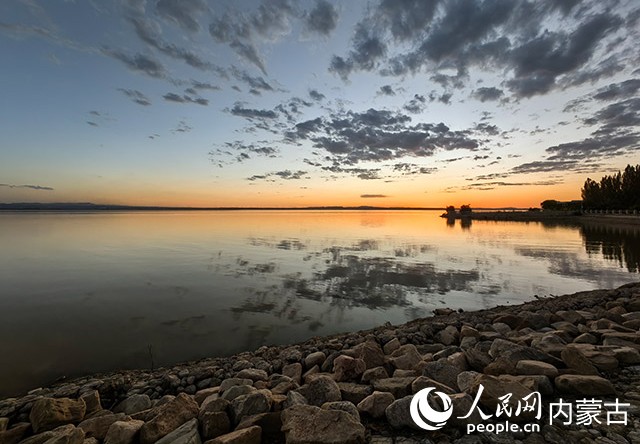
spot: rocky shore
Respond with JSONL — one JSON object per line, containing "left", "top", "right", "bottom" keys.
{"left": 1, "top": 283, "right": 640, "bottom": 444}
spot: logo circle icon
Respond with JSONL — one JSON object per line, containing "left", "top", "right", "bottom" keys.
{"left": 410, "top": 387, "right": 454, "bottom": 430}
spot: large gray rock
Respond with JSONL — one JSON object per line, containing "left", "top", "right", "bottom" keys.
{"left": 388, "top": 345, "right": 422, "bottom": 370}
{"left": 561, "top": 347, "right": 599, "bottom": 375}
{"left": 205, "top": 426, "right": 261, "bottom": 444}
{"left": 384, "top": 396, "right": 418, "bottom": 429}
{"left": 321, "top": 401, "right": 360, "bottom": 421}
{"left": 139, "top": 393, "right": 198, "bottom": 444}
{"left": 30, "top": 398, "right": 87, "bottom": 433}
{"left": 155, "top": 419, "right": 201, "bottom": 444}
{"left": 371, "top": 377, "right": 415, "bottom": 399}
{"left": 514, "top": 360, "right": 558, "bottom": 378}
{"left": 19, "top": 425, "right": 84, "bottom": 444}
{"left": 114, "top": 395, "right": 152, "bottom": 415}
{"left": 231, "top": 391, "right": 272, "bottom": 424}
{"left": 352, "top": 340, "right": 385, "bottom": 369}
{"left": 199, "top": 412, "right": 230, "bottom": 440}
{"left": 221, "top": 386, "right": 256, "bottom": 402}
{"left": 235, "top": 369, "right": 268, "bottom": 382}
{"left": 333, "top": 356, "right": 366, "bottom": 382}
{"left": 304, "top": 352, "right": 326, "bottom": 369}
{"left": 281, "top": 404, "right": 365, "bottom": 444}
{"left": 297, "top": 376, "right": 341, "bottom": 407}
{"left": 357, "top": 391, "right": 395, "bottom": 418}
{"left": 421, "top": 360, "right": 461, "bottom": 391}
{"left": 78, "top": 414, "right": 126, "bottom": 440}
{"left": 337, "top": 383, "right": 372, "bottom": 405}
{"left": 554, "top": 375, "right": 615, "bottom": 396}
{"left": 104, "top": 420, "right": 144, "bottom": 444}
{"left": 219, "top": 379, "right": 253, "bottom": 394}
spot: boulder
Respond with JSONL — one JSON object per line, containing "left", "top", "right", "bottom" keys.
{"left": 469, "top": 374, "right": 535, "bottom": 417}
{"left": 221, "top": 386, "right": 255, "bottom": 402}
{"left": 195, "top": 388, "right": 220, "bottom": 406}
{"left": 384, "top": 396, "right": 417, "bottom": 430}
{"left": 25, "top": 425, "right": 84, "bottom": 444}
{"left": 199, "top": 412, "right": 230, "bottom": 440}
{"left": 30, "top": 398, "right": 87, "bottom": 433}
{"left": 78, "top": 414, "right": 126, "bottom": 440}
{"left": 155, "top": 419, "right": 200, "bottom": 444}
{"left": 282, "top": 363, "right": 303, "bottom": 384}
{"left": 139, "top": 393, "right": 198, "bottom": 444}
{"left": 219, "top": 379, "right": 253, "bottom": 394}
{"left": 561, "top": 347, "right": 599, "bottom": 375}
{"left": 235, "top": 369, "right": 268, "bottom": 382}
{"left": 79, "top": 391, "right": 101, "bottom": 417}
{"left": 304, "top": 352, "right": 326, "bottom": 369}
{"left": 230, "top": 391, "right": 272, "bottom": 424}
{"left": 383, "top": 338, "right": 401, "bottom": 355}
{"left": 0, "top": 422, "right": 30, "bottom": 444}
{"left": 297, "top": 376, "right": 341, "bottom": 407}
{"left": 352, "top": 340, "right": 385, "bottom": 369}
{"left": 104, "top": 420, "right": 144, "bottom": 444}
{"left": 388, "top": 345, "right": 422, "bottom": 370}
{"left": 361, "top": 367, "right": 389, "bottom": 383}
{"left": 371, "top": 377, "right": 415, "bottom": 399}
{"left": 321, "top": 401, "right": 360, "bottom": 421}
{"left": 113, "top": 395, "right": 152, "bottom": 415}
{"left": 436, "top": 325, "right": 460, "bottom": 346}
{"left": 204, "top": 426, "right": 261, "bottom": 444}
{"left": 554, "top": 375, "right": 615, "bottom": 396}
{"left": 422, "top": 360, "right": 461, "bottom": 390}
{"left": 514, "top": 360, "right": 559, "bottom": 378}
{"left": 235, "top": 412, "right": 283, "bottom": 442}
{"left": 281, "top": 405, "right": 365, "bottom": 444}
{"left": 332, "top": 356, "right": 366, "bottom": 382}
{"left": 337, "top": 383, "right": 372, "bottom": 405}
{"left": 357, "top": 392, "right": 395, "bottom": 418}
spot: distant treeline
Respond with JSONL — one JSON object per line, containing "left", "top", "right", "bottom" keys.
{"left": 582, "top": 164, "right": 640, "bottom": 210}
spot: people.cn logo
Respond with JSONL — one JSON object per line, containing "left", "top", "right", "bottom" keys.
{"left": 410, "top": 387, "right": 454, "bottom": 430}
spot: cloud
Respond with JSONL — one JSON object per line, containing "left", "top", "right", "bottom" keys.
{"left": 329, "top": 23, "right": 387, "bottom": 80}
{"left": 155, "top": 0, "right": 208, "bottom": 32}
{"left": 460, "top": 180, "right": 562, "bottom": 190}
{"left": 229, "top": 102, "right": 278, "bottom": 120}
{"left": 592, "top": 79, "right": 640, "bottom": 101}
{"left": 305, "top": 0, "right": 338, "bottom": 35}
{"left": 403, "top": 94, "right": 426, "bottom": 113}
{"left": 102, "top": 48, "right": 165, "bottom": 78}
{"left": 473, "top": 87, "right": 504, "bottom": 102}
{"left": 287, "top": 108, "right": 480, "bottom": 164}
{"left": 172, "top": 120, "right": 192, "bottom": 133}
{"left": 129, "top": 17, "right": 225, "bottom": 74}
{"left": 309, "top": 89, "right": 325, "bottom": 101}
{"left": 247, "top": 170, "right": 307, "bottom": 181}
{"left": 191, "top": 81, "right": 220, "bottom": 91}
{"left": 230, "top": 68, "right": 277, "bottom": 95}
{"left": 392, "top": 163, "right": 437, "bottom": 175}
{"left": 163, "top": 92, "right": 208, "bottom": 106}
{"left": 0, "top": 183, "right": 54, "bottom": 191}
{"left": 510, "top": 159, "right": 602, "bottom": 174}
{"left": 360, "top": 194, "right": 387, "bottom": 198}
{"left": 208, "top": 0, "right": 298, "bottom": 75}
{"left": 378, "top": 85, "right": 395, "bottom": 96}
{"left": 118, "top": 88, "right": 151, "bottom": 106}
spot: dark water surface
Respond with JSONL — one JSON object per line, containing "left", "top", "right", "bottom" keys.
{"left": 0, "top": 210, "right": 638, "bottom": 397}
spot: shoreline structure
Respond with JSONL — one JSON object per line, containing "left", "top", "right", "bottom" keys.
{"left": 1, "top": 283, "right": 640, "bottom": 443}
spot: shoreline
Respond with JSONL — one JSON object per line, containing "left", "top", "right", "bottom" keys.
{"left": 442, "top": 211, "right": 640, "bottom": 227}
{"left": 1, "top": 283, "right": 640, "bottom": 443}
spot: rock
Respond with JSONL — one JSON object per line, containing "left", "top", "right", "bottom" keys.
{"left": 0, "top": 419, "right": 8, "bottom": 433}
{"left": 463, "top": 345, "right": 493, "bottom": 372}
{"left": 30, "top": 398, "right": 87, "bottom": 433}
{"left": 530, "top": 334, "right": 566, "bottom": 357}
{"left": 361, "top": 366, "right": 389, "bottom": 383}
{"left": 219, "top": 379, "right": 253, "bottom": 394}
{"left": 422, "top": 360, "right": 461, "bottom": 390}
{"left": 221, "top": 386, "right": 255, "bottom": 402}
{"left": 554, "top": 375, "right": 615, "bottom": 396}
{"left": 195, "top": 388, "right": 220, "bottom": 406}
{"left": 321, "top": 401, "right": 360, "bottom": 421}
{"left": 281, "top": 347, "right": 303, "bottom": 363}
{"left": 469, "top": 374, "right": 534, "bottom": 416}
{"left": 78, "top": 414, "right": 125, "bottom": 440}
{"left": 515, "top": 360, "right": 559, "bottom": 378}
{"left": 235, "top": 369, "right": 267, "bottom": 382}
{"left": 114, "top": 394, "right": 152, "bottom": 416}
{"left": 337, "top": 383, "right": 372, "bottom": 405}
{"left": 457, "top": 371, "right": 481, "bottom": 393}
{"left": 235, "top": 413, "right": 283, "bottom": 442}
{"left": 304, "top": 352, "right": 326, "bottom": 369}
{"left": 199, "top": 412, "right": 230, "bottom": 440}
{"left": 281, "top": 404, "right": 365, "bottom": 444}
{"left": 436, "top": 325, "right": 460, "bottom": 346}
{"left": 494, "top": 314, "right": 525, "bottom": 329}
{"left": 200, "top": 397, "right": 230, "bottom": 417}
{"left": 332, "top": 355, "right": 366, "bottom": 382}
{"left": 357, "top": 392, "right": 395, "bottom": 418}
{"left": 352, "top": 340, "right": 385, "bottom": 369}
{"left": 573, "top": 333, "right": 598, "bottom": 344}
{"left": 83, "top": 437, "right": 98, "bottom": 444}
{"left": 204, "top": 425, "right": 261, "bottom": 444}
{"left": 139, "top": 393, "right": 198, "bottom": 444}
{"left": 104, "top": 420, "right": 144, "bottom": 444}
{"left": 79, "top": 391, "right": 101, "bottom": 417}
{"left": 411, "top": 376, "right": 455, "bottom": 395}
{"left": 561, "top": 347, "right": 599, "bottom": 375}
{"left": 498, "top": 375, "right": 554, "bottom": 397}
{"left": 384, "top": 396, "right": 417, "bottom": 429}
{"left": 283, "top": 391, "right": 307, "bottom": 409}
{"left": 388, "top": 345, "right": 422, "bottom": 370}
{"left": 20, "top": 425, "right": 84, "bottom": 444}
{"left": 231, "top": 392, "right": 272, "bottom": 424}
{"left": 610, "top": 346, "right": 640, "bottom": 364}
{"left": 383, "top": 338, "right": 401, "bottom": 355}
{"left": 0, "top": 422, "right": 30, "bottom": 444}
{"left": 371, "top": 377, "right": 415, "bottom": 399}
{"left": 154, "top": 419, "right": 200, "bottom": 444}
{"left": 282, "top": 363, "right": 302, "bottom": 384}
{"left": 297, "top": 376, "right": 341, "bottom": 407}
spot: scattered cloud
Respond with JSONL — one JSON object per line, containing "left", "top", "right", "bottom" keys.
{"left": 102, "top": 48, "right": 165, "bottom": 78}
{"left": 360, "top": 194, "right": 387, "bottom": 198}
{"left": 473, "top": 87, "right": 504, "bottom": 102}
{"left": 118, "top": 88, "right": 151, "bottom": 106}
{"left": 229, "top": 102, "right": 278, "bottom": 120}
{"left": 305, "top": 0, "right": 338, "bottom": 36}
{"left": 163, "top": 92, "right": 208, "bottom": 106}
{"left": 0, "top": 183, "right": 54, "bottom": 191}
{"left": 248, "top": 170, "right": 307, "bottom": 181}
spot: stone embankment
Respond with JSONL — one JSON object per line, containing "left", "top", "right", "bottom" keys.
{"left": 1, "top": 283, "right": 640, "bottom": 444}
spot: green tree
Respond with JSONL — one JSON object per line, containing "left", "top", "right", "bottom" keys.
{"left": 582, "top": 164, "right": 640, "bottom": 210}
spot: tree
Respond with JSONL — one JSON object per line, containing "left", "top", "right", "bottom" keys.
{"left": 460, "top": 204, "right": 472, "bottom": 214}
{"left": 541, "top": 200, "right": 559, "bottom": 211}
{"left": 582, "top": 164, "right": 640, "bottom": 210}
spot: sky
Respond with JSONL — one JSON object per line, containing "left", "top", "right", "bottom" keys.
{"left": 1, "top": 0, "right": 639, "bottom": 208}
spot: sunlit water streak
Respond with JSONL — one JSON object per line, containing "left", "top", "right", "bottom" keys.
{"left": 0, "top": 210, "right": 638, "bottom": 397}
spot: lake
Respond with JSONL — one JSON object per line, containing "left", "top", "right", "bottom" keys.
{"left": 0, "top": 210, "right": 638, "bottom": 397}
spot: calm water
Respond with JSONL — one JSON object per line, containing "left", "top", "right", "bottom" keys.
{"left": 1, "top": 210, "right": 638, "bottom": 397}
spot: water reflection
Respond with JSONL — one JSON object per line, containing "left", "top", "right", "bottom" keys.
{"left": 0, "top": 210, "right": 638, "bottom": 398}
